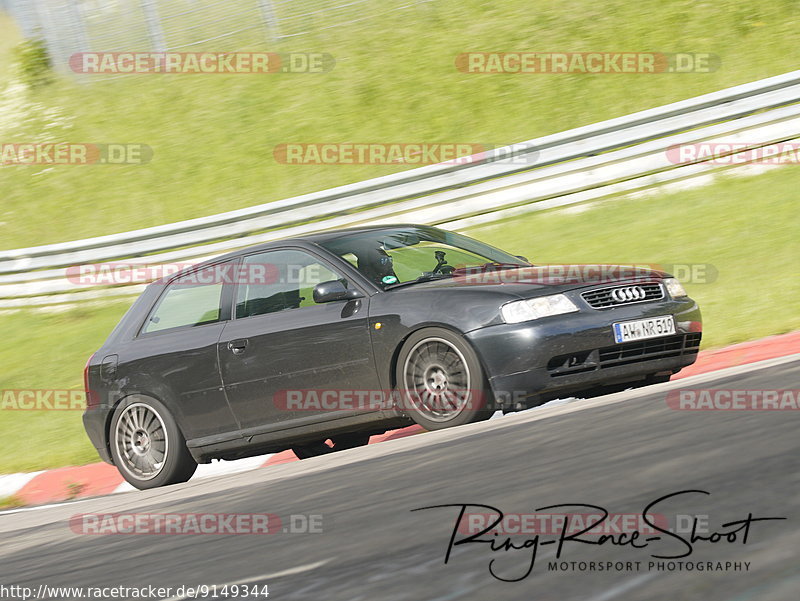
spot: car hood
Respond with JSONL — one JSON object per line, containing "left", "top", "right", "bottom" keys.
{"left": 389, "top": 264, "right": 670, "bottom": 298}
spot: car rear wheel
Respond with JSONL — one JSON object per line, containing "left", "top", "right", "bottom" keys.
{"left": 110, "top": 396, "right": 197, "bottom": 490}
{"left": 292, "top": 433, "right": 371, "bottom": 459}
{"left": 396, "top": 327, "right": 493, "bottom": 430}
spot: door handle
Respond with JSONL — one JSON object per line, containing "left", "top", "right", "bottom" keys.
{"left": 227, "top": 339, "right": 249, "bottom": 355}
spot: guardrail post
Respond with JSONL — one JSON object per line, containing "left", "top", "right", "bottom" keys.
{"left": 256, "top": 0, "right": 280, "bottom": 43}
{"left": 140, "top": 0, "right": 167, "bottom": 52}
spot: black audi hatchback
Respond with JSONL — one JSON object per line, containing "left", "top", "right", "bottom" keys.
{"left": 83, "top": 224, "right": 702, "bottom": 489}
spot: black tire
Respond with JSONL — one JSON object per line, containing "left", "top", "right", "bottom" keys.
{"left": 109, "top": 395, "right": 197, "bottom": 490}
{"left": 292, "top": 433, "right": 371, "bottom": 460}
{"left": 395, "top": 327, "right": 493, "bottom": 430}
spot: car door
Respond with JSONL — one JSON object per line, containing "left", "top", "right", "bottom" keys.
{"left": 217, "top": 246, "right": 381, "bottom": 433}
{"left": 124, "top": 261, "right": 239, "bottom": 443}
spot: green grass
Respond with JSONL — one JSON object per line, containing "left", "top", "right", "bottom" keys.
{"left": 467, "top": 168, "right": 800, "bottom": 349}
{"left": 1, "top": 0, "right": 800, "bottom": 248}
{"left": 0, "top": 495, "right": 25, "bottom": 509}
{"left": 1, "top": 167, "right": 797, "bottom": 473}
{"left": 0, "top": 302, "right": 133, "bottom": 473}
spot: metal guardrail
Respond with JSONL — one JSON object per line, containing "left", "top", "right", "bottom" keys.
{"left": 3, "top": 0, "right": 437, "bottom": 78}
{"left": 2, "top": 70, "right": 800, "bottom": 306}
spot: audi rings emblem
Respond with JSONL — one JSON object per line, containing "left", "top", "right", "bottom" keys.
{"left": 610, "top": 286, "right": 647, "bottom": 303}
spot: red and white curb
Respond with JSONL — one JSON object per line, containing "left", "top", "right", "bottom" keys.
{"left": 0, "top": 426, "right": 426, "bottom": 506}
{"left": 2, "top": 330, "right": 798, "bottom": 507}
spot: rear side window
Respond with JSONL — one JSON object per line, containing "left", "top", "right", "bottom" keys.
{"left": 142, "top": 268, "right": 224, "bottom": 334}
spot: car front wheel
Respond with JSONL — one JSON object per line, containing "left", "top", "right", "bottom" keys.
{"left": 109, "top": 396, "right": 197, "bottom": 490}
{"left": 396, "top": 327, "right": 493, "bottom": 430}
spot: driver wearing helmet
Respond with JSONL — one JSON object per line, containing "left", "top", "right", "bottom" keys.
{"left": 351, "top": 243, "right": 398, "bottom": 286}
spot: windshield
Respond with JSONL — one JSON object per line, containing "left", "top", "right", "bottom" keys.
{"left": 318, "top": 226, "right": 529, "bottom": 289}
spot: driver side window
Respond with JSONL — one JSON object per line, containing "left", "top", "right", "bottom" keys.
{"left": 235, "top": 249, "right": 345, "bottom": 319}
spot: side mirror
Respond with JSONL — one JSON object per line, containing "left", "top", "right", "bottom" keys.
{"left": 313, "top": 280, "right": 363, "bottom": 303}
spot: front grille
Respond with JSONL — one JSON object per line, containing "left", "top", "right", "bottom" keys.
{"left": 547, "top": 333, "right": 701, "bottom": 377}
{"left": 598, "top": 332, "right": 701, "bottom": 368}
{"left": 581, "top": 282, "right": 664, "bottom": 309}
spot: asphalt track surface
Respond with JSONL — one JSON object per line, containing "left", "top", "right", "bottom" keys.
{"left": 1, "top": 356, "right": 798, "bottom": 601}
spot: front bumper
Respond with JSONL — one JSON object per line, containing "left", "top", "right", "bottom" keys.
{"left": 466, "top": 296, "right": 702, "bottom": 406}
{"left": 82, "top": 406, "right": 114, "bottom": 464}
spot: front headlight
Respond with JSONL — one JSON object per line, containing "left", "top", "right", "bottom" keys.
{"left": 501, "top": 294, "right": 579, "bottom": 323}
{"left": 664, "top": 277, "right": 688, "bottom": 299}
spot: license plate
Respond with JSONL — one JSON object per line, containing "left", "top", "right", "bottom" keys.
{"left": 613, "top": 315, "right": 675, "bottom": 343}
